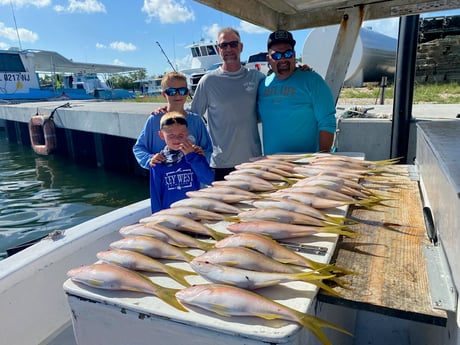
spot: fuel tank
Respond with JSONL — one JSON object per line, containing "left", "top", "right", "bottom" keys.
{"left": 302, "top": 25, "right": 397, "bottom": 86}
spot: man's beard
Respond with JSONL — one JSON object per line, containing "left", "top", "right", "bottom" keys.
{"left": 276, "top": 61, "right": 292, "bottom": 75}
{"left": 223, "top": 55, "right": 239, "bottom": 64}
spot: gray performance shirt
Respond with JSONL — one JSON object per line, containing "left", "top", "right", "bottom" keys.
{"left": 191, "top": 66, "right": 264, "bottom": 169}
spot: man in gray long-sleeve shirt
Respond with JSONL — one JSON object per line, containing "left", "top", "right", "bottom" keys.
{"left": 191, "top": 27, "right": 265, "bottom": 181}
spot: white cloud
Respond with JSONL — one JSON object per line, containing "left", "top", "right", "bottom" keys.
{"left": 142, "top": 0, "right": 195, "bottom": 24}
{"left": 0, "top": 0, "right": 50, "bottom": 8}
{"left": 112, "top": 59, "right": 124, "bottom": 66}
{"left": 96, "top": 41, "right": 136, "bottom": 52}
{"left": 364, "top": 18, "right": 399, "bottom": 38}
{"left": 0, "top": 22, "right": 38, "bottom": 42}
{"left": 202, "top": 23, "right": 220, "bottom": 41}
{"left": 54, "top": 0, "right": 106, "bottom": 14}
{"left": 201, "top": 21, "right": 268, "bottom": 42}
{"left": 238, "top": 21, "right": 269, "bottom": 34}
{"left": 174, "top": 54, "right": 192, "bottom": 71}
{"left": 109, "top": 41, "right": 137, "bottom": 52}
{"left": 0, "top": 41, "right": 11, "bottom": 49}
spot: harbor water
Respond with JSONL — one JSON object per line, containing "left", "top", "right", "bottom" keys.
{"left": 0, "top": 129, "right": 149, "bottom": 259}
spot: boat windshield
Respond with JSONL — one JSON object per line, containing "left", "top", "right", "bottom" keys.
{"left": 0, "top": 52, "right": 26, "bottom": 72}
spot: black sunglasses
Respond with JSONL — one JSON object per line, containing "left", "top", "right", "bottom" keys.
{"left": 270, "top": 49, "right": 294, "bottom": 61}
{"left": 218, "top": 40, "right": 240, "bottom": 49}
{"left": 164, "top": 87, "right": 189, "bottom": 96}
{"left": 160, "top": 116, "right": 188, "bottom": 128}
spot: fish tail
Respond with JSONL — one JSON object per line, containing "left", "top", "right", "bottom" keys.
{"left": 308, "top": 279, "right": 343, "bottom": 297}
{"left": 163, "top": 266, "right": 196, "bottom": 287}
{"left": 196, "top": 239, "right": 215, "bottom": 251}
{"left": 336, "top": 223, "right": 357, "bottom": 233}
{"left": 275, "top": 184, "right": 290, "bottom": 190}
{"left": 353, "top": 196, "right": 394, "bottom": 208}
{"left": 209, "top": 228, "right": 229, "bottom": 241}
{"left": 191, "top": 239, "right": 214, "bottom": 252}
{"left": 223, "top": 215, "right": 241, "bottom": 222}
{"left": 315, "top": 263, "right": 358, "bottom": 276}
{"left": 320, "top": 225, "right": 359, "bottom": 237}
{"left": 372, "top": 157, "right": 401, "bottom": 165}
{"left": 327, "top": 276, "right": 353, "bottom": 290}
{"left": 297, "top": 312, "right": 352, "bottom": 345}
{"left": 300, "top": 258, "right": 355, "bottom": 276}
{"left": 184, "top": 252, "right": 196, "bottom": 262}
{"left": 156, "top": 286, "right": 189, "bottom": 312}
{"left": 353, "top": 204, "right": 386, "bottom": 212}
{"left": 326, "top": 215, "right": 361, "bottom": 225}
{"left": 295, "top": 271, "right": 335, "bottom": 283}
{"left": 362, "top": 189, "right": 394, "bottom": 200}
{"left": 301, "top": 257, "right": 334, "bottom": 271}
{"left": 329, "top": 265, "right": 359, "bottom": 276}
{"left": 286, "top": 177, "right": 300, "bottom": 185}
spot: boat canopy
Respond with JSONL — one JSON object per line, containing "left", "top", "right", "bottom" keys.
{"left": 194, "top": 0, "right": 459, "bottom": 31}
{"left": 17, "top": 48, "right": 143, "bottom": 74}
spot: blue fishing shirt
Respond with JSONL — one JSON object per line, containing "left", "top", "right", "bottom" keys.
{"left": 257, "top": 69, "right": 336, "bottom": 154}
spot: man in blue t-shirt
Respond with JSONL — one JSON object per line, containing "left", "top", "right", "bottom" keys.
{"left": 258, "top": 30, "right": 337, "bottom": 155}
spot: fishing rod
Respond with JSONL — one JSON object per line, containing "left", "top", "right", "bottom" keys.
{"left": 155, "top": 41, "right": 194, "bottom": 101}
{"left": 155, "top": 41, "right": 177, "bottom": 72}
{"left": 10, "top": 0, "right": 22, "bottom": 50}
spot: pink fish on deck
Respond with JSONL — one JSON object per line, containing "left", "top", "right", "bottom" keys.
{"left": 109, "top": 236, "right": 194, "bottom": 262}
{"left": 227, "top": 220, "right": 356, "bottom": 239}
{"left": 189, "top": 259, "right": 332, "bottom": 290}
{"left": 96, "top": 249, "right": 196, "bottom": 287}
{"left": 176, "top": 284, "right": 351, "bottom": 345}
{"left": 67, "top": 263, "right": 187, "bottom": 311}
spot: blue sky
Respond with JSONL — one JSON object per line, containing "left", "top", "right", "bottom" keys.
{"left": 0, "top": 0, "right": 458, "bottom": 77}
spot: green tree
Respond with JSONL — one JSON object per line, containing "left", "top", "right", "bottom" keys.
{"left": 108, "top": 69, "right": 148, "bottom": 89}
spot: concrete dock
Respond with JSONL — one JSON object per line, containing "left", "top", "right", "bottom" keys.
{"left": 0, "top": 100, "right": 167, "bottom": 177}
{"left": 0, "top": 100, "right": 458, "bottom": 175}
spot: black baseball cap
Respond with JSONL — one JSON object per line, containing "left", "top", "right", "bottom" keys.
{"left": 267, "top": 30, "right": 296, "bottom": 50}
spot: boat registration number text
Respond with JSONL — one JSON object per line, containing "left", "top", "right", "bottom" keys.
{"left": 1, "top": 72, "right": 32, "bottom": 82}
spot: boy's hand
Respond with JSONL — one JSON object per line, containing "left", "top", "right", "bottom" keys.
{"left": 149, "top": 153, "right": 165, "bottom": 167}
{"left": 179, "top": 140, "right": 195, "bottom": 155}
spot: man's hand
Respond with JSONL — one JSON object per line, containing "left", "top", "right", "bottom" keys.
{"left": 151, "top": 105, "right": 167, "bottom": 114}
{"left": 297, "top": 64, "right": 313, "bottom": 71}
{"left": 192, "top": 145, "right": 204, "bottom": 156}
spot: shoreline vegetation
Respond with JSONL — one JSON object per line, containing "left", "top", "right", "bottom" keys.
{"left": 337, "top": 81, "right": 460, "bottom": 105}
{"left": 127, "top": 82, "right": 459, "bottom": 105}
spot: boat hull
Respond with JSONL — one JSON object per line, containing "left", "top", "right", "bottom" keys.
{"left": 0, "top": 199, "right": 151, "bottom": 345}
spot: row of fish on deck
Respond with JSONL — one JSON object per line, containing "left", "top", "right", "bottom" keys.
{"left": 67, "top": 153, "right": 398, "bottom": 345}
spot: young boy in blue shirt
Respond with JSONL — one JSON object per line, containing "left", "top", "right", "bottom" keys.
{"left": 149, "top": 112, "right": 214, "bottom": 213}
{"left": 133, "top": 72, "right": 213, "bottom": 169}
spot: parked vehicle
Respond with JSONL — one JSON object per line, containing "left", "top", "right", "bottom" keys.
{"left": 245, "top": 52, "right": 269, "bottom": 75}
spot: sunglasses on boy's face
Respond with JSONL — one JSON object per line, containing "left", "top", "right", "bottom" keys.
{"left": 270, "top": 49, "right": 294, "bottom": 61}
{"left": 217, "top": 40, "right": 240, "bottom": 49}
{"left": 160, "top": 116, "right": 187, "bottom": 128}
{"left": 164, "top": 87, "right": 189, "bottom": 96}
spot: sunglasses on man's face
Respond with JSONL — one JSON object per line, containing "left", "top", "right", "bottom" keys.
{"left": 164, "top": 87, "right": 189, "bottom": 96}
{"left": 270, "top": 49, "right": 294, "bottom": 61}
{"left": 218, "top": 40, "right": 240, "bottom": 49}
